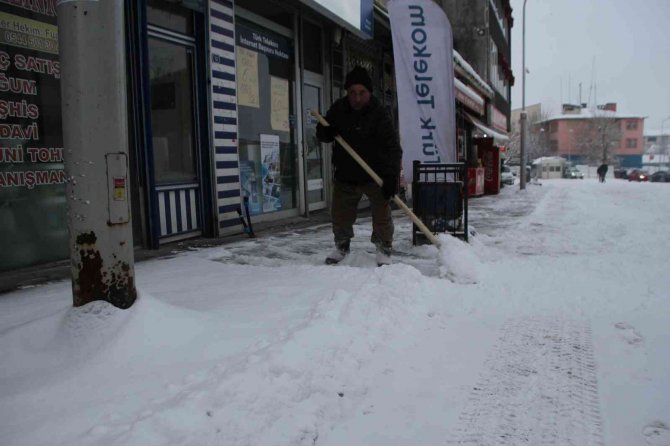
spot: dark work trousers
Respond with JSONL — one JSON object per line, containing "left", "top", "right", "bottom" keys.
{"left": 331, "top": 179, "right": 394, "bottom": 250}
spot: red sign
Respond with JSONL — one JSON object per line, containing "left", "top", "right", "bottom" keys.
{"left": 455, "top": 84, "right": 485, "bottom": 116}
{"left": 113, "top": 177, "right": 126, "bottom": 201}
{"left": 489, "top": 105, "right": 507, "bottom": 133}
{"left": 468, "top": 167, "right": 485, "bottom": 197}
{"left": 476, "top": 138, "right": 501, "bottom": 195}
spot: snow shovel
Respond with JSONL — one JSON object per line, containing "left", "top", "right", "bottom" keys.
{"left": 311, "top": 111, "right": 440, "bottom": 247}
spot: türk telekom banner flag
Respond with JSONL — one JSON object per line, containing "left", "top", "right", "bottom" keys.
{"left": 388, "top": 0, "right": 456, "bottom": 182}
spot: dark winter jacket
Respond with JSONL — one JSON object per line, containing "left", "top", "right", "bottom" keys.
{"left": 316, "top": 95, "right": 402, "bottom": 184}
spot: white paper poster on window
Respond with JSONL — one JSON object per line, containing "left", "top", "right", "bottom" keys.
{"left": 270, "top": 76, "right": 290, "bottom": 132}
{"left": 260, "top": 134, "right": 282, "bottom": 212}
{"left": 236, "top": 46, "right": 259, "bottom": 108}
{"left": 307, "top": 178, "right": 323, "bottom": 191}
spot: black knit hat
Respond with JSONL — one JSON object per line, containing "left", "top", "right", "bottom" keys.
{"left": 344, "top": 66, "right": 373, "bottom": 92}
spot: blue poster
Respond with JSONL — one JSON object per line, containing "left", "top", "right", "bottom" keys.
{"left": 239, "top": 160, "right": 261, "bottom": 215}
{"left": 260, "top": 134, "right": 282, "bottom": 212}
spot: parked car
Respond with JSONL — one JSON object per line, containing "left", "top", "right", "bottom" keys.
{"left": 563, "top": 167, "right": 584, "bottom": 179}
{"left": 501, "top": 164, "right": 515, "bottom": 186}
{"left": 613, "top": 168, "right": 627, "bottom": 179}
{"left": 650, "top": 170, "right": 670, "bottom": 183}
{"left": 627, "top": 169, "right": 650, "bottom": 182}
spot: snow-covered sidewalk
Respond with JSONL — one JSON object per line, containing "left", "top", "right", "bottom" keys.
{"left": 1, "top": 179, "right": 669, "bottom": 446}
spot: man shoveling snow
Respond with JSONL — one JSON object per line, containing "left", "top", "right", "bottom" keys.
{"left": 316, "top": 66, "right": 403, "bottom": 267}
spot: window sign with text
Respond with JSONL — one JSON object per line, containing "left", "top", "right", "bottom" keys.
{"left": 235, "top": 20, "right": 297, "bottom": 216}
{"left": 0, "top": 1, "right": 67, "bottom": 271}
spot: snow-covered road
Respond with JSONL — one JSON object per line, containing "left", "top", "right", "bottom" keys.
{"left": 1, "top": 179, "right": 669, "bottom": 446}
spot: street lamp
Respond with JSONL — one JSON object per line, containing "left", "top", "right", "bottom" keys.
{"left": 519, "top": 0, "right": 528, "bottom": 190}
{"left": 568, "top": 128, "right": 573, "bottom": 166}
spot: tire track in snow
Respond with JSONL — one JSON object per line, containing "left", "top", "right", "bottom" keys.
{"left": 448, "top": 316, "right": 605, "bottom": 445}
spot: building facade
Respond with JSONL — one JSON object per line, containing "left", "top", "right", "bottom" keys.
{"left": 537, "top": 103, "right": 645, "bottom": 167}
{"left": 0, "top": 0, "right": 394, "bottom": 274}
{"left": 442, "top": 0, "right": 513, "bottom": 137}
{"left": 642, "top": 129, "right": 670, "bottom": 172}
{"left": 0, "top": 0, "right": 513, "bottom": 278}
{"left": 644, "top": 129, "right": 670, "bottom": 154}
{"left": 441, "top": 0, "right": 513, "bottom": 195}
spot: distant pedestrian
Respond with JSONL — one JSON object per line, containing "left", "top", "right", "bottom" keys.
{"left": 597, "top": 164, "right": 608, "bottom": 183}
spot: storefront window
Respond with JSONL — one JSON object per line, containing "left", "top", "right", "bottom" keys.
{"left": 0, "top": 3, "right": 67, "bottom": 271}
{"left": 148, "top": 38, "right": 198, "bottom": 184}
{"left": 236, "top": 20, "right": 296, "bottom": 215}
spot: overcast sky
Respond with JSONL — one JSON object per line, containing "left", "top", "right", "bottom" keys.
{"left": 509, "top": 0, "right": 670, "bottom": 131}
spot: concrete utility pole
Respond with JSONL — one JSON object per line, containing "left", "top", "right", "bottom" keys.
{"left": 519, "top": 0, "right": 528, "bottom": 190}
{"left": 57, "top": 1, "right": 137, "bottom": 309}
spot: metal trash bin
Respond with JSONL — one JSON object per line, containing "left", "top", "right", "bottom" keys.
{"left": 411, "top": 161, "right": 468, "bottom": 245}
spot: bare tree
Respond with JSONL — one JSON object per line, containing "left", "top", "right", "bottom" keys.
{"left": 507, "top": 107, "right": 553, "bottom": 163}
{"left": 572, "top": 113, "right": 622, "bottom": 165}
{"left": 506, "top": 128, "right": 521, "bottom": 162}
{"left": 527, "top": 110, "right": 554, "bottom": 160}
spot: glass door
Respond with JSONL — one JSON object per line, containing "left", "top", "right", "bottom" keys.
{"left": 146, "top": 20, "right": 204, "bottom": 240}
{"left": 302, "top": 71, "right": 327, "bottom": 211}
{"left": 148, "top": 36, "right": 198, "bottom": 185}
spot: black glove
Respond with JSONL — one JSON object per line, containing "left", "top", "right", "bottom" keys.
{"left": 317, "top": 124, "right": 338, "bottom": 141}
{"left": 381, "top": 175, "right": 398, "bottom": 200}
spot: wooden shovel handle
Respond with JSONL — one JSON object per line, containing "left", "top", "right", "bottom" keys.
{"left": 311, "top": 111, "right": 441, "bottom": 247}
